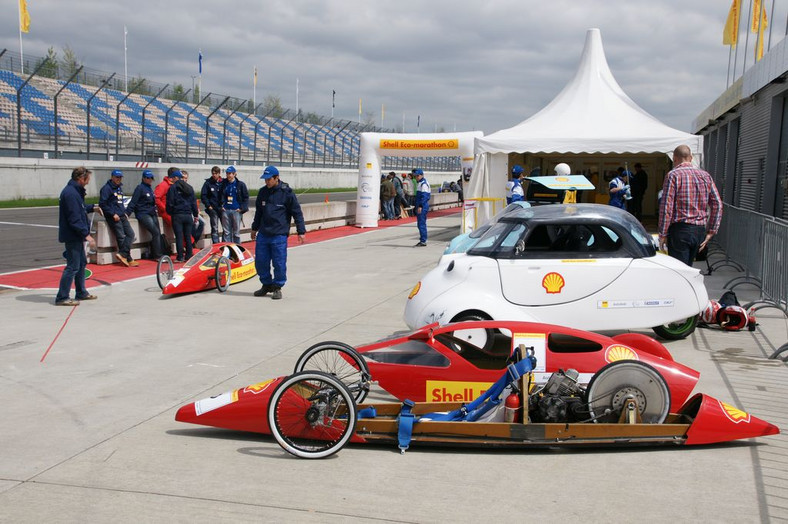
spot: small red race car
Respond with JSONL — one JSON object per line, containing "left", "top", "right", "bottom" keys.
{"left": 157, "top": 243, "right": 257, "bottom": 295}
{"left": 175, "top": 334, "right": 779, "bottom": 458}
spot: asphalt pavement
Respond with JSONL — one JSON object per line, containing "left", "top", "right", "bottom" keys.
{"left": 0, "top": 213, "right": 786, "bottom": 522}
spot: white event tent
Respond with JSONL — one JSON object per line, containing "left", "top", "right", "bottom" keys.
{"left": 466, "top": 28, "right": 703, "bottom": 231}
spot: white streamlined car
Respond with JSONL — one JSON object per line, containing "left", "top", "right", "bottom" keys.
{"left": 405, "top": 204, "right": 708, "bottom": 347}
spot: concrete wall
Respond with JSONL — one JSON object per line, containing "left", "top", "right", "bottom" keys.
{"left": 0, "top": 157, "right": 461, "bottom": 200}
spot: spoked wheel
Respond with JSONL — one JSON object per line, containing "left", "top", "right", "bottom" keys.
{"left": 156, "top": 255, "right": 174, "bottom": 290}
{"left": 450, "top": 313, "right": 495, "bottom": 354}
{"left": 215, "top": 256, "right": 231, "bottom": 292}
{"left": 268, "top": 371, "right": 357, "bottom": 459}
{"left": 294, "top": 342, "right": 370, "bottom": 403}
{"left": 652, "top": 315, "right": 698, "bottom": 340}
{"left": 585, "top": 361, "right": 671, "bottom": 424}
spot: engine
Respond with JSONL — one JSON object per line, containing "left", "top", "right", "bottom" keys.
{"left": 528, "top": 369, "right": 586, "bottom": 423}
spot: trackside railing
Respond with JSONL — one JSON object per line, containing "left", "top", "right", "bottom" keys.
{"left": 714, "top": 204, "right": 788, "bottom": 359}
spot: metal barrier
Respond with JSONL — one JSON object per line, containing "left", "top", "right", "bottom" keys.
{"left": 715, "top": 204, "right": 788, "bottom": 360}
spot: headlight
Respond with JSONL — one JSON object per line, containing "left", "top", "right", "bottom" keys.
{"left": 408, "top": 281, "right": 421, "bottom": 300}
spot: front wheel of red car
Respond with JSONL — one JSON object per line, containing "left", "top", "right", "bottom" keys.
{"left": 215, "top": 256, "right": 231, "bottom": 292}
{"left": 268, "top": 371, "right": 357, "bottom": 459}
{"left": 652, "top": 315, "right": 698, "bottom": 340}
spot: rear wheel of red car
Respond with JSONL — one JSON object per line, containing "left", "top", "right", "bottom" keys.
{"left": 215, "top": 256, "right": 231, "bottom": 292}
{"left": 156, "top": 255, "right": 173, "bottom": 290}
{"left": 450, "top": 313, "right": 495, "bottom": 354}
{"left": 294, "top": 342, "right": 370, "bottom": 403}
{"left": 585, "top": 360, "right": 670, "bottom": 424}
{"left": 652, "top": 315, "right": 698, "bottom": 340}
{"left": 268, "top": 371, "right": 357, "bottom": 459}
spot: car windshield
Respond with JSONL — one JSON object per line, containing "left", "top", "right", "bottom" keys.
{"left": 184, "top": 247, "right": 212, "bottom": 268}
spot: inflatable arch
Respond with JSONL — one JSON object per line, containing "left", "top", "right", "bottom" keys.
{"left": 356, "top": 131, "right": 483, "bottom": 227}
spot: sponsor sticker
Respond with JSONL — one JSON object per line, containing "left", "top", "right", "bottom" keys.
{"left": 542, "top": 272, "right": 565, "bottom": 294}
{"left": 195, "top": 390, "right": 239, "bottom": 416}
{"left": 604, "top": 345, "right": 638, "bottom": 363}
{"left": 513, "top": 332, "right": 547, "bottom": 372}
{"left": 427, "top": 380, "right": 491, "bottom": 402}
{"left": 719, "top": 400, "right": 751, "bottom": 424}
{"left": 243, "top": 379, "right": 275, "bottom": 394}
{"left": 597, "top": 299, "right": 674, "bottom": 309}
{"left": 379, "top": 139, "right": 459, "bottom": 150}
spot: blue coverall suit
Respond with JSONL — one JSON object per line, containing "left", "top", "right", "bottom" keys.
{"left": 415, "top": 176, "right": 431, "bottom": 244}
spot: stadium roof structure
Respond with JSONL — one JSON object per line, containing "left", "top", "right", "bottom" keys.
{"left": 474, "top": 28, "right": 702, "bottom": 157}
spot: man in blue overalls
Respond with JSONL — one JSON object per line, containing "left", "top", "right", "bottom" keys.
{"left": 510, "top": 165, "right": 525, "bottom": 203}
{"left": 414, "top": 169, "right": 430, "bottom": 247}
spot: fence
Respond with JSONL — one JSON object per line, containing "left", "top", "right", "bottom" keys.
{"left": 712, "top": 203, "right": 788, "bottom": 359}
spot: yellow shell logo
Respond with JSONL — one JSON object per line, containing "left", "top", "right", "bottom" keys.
{"left": 605, "top": 345, "right": 638, "bottom": 363}
{"left": 244, "top": 379, "right": 275, "bottom": 394}
{"left": 719, "top": 401, "right": 751, "bottom": 424}
{"left": 408, "top": 282, "right": 421, "bottom": 299}
{"left": 542, "top": 272, "right": 565, "bottom": 294}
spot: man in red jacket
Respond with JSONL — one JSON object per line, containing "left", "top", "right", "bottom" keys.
{"left": 155, "top": 167, "right": 180, "bottom": 228}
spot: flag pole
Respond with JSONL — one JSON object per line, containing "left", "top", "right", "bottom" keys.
{"left": 18, "top": 1, "right": 24, "bottom": 74}
{"left": 124, "top": 26, "right": 128, "bottom": 92}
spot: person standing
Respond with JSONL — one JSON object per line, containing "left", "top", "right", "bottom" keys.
{"left": 402, "top": 172, "right": 414, "bottom": 215}
{"left": 413, "top": 168, "right": 430, "bottom": 247}
{"left": 510, "top": 165, "right": 524, "bottom": 203}
{"left": 99, "top": 169, "right": 138, "bottom": 267}
{"left": 381, "top": 173, "right": 396, "bottom": 220}
{"left": 180, "top": 170, "right": 205, "bottom": 244}
{"left": 608, "top": 169, "right": 629, "bottom": 209}
{"left": 165, "top": 170, "right": 199, "bottom": 262}
{"left": 658, "top": 145, "right": 723, "bottom": 266}
{"left": 126, "top": 170, "right": 163, "bottom": 259}
{"left": 56, "top": 166, "right": 101, "bottom": 306}
{"left": 220, "top": 166, "right": 249, "bottom": 243}
{"left": 629, "top": 163, "right": 648, "bottom": 220}
{"left": 201, "top": 166, "right": 224, "bottom": 243}
{"left": 251, "top": 166, "right": 305, "bottom": 300}
{"left": 391, "top": 171, "right": 406, "bottom": 218}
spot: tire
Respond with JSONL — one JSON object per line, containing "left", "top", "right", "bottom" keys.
{"left": 156, "top": 255, "right": 174, "bottom": 290}
{"left": 450, "top": 313, "right": 495, "bottom": 354}
{"left": 268, "top": 371, "right": 357, "bottom": 459}
{"left": 215, "top": 256, "right": 231, "bottom": 292}
{"left": 585, "top": 360, "right": 671, "bottom": 424}
{"left": 652, "top": 315, "right": 698, "bottom": 340}
{"left": 294, "top": 342, "right": 370, "bottom": 403}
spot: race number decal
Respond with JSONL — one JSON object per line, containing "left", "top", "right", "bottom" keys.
{"left": 512, "top": 332, "right": 547, "bottom": 372}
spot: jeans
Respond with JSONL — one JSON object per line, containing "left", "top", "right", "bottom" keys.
{"left": 56, "top": 240, "right": 88, "bottom": 302}
{"left": 416, "top": 202, "right": 429, "bottom": 243}
{"left": 255, "top": 233, "right": 288, "bottom": 287}
{"left": 222, "top": 209, "right": 242, "bottom": 243}
{"left": 206, "top": 209, "right": 221, "bottom": 243}
{"left": 107, "top": 216, "right": 135, "bottom": 259}
{"left": 171, "top": 213, "right": 194, "bottom": 261}
{"left": 667, "top": 222, "right": 706, "bottom": 266}
{"left": 383, "top": 198, "right": 395, "bottom": 220}
{"left": 136, "top": 213, "right": 162, "bottom": 259}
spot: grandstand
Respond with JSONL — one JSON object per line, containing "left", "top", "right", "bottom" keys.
{"left": 0, "top": 49, "right": 460, "bottom": 171}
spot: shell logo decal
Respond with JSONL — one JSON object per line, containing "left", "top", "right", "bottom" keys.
{"left": 542, "top": 272, "right": 565, "bottom": 294}
{"left": 243, "top": 379, "right": 275, "bottom": 394}
{"left": 605, "top": 345, "right": 638, "bottom": 363}
{"left": 719, "top": 400, "right": 751, "bottom": 424}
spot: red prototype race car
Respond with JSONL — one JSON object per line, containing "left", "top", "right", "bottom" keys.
{"left": 156, "top": 243, "right": 257, "bottom": 295}
{"left": 174, "top": 321, "right": 778, "bottom": 457}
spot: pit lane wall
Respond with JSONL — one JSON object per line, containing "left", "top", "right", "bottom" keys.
{"left": 0, "top": 157, "right": 460, "bottom": 201}
{"left": 92, "top": 191, "right": 462, "bottom": 264}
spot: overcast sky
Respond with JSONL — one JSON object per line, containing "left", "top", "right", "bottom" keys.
{"left": 3, "top": 1, "right": 786, "bottom": 134}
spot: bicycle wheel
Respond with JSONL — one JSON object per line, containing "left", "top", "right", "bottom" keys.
{"left": 215, "top": 256, "right": 231, "bottom": 292}
{"left": 652, "top": 315, "right": 698, "bottom": 340}
{"left": 156, "top": 255, "right": 174, "bottom": 290}
{"left": 268, "top": 371, "right": 357, "bottom": 459}
{"left": 294, "top": 342, "right": 370, "bottom": 403}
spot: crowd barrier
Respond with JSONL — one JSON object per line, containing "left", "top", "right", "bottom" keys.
{"left": 93, "top": 192, "right": 462, "bottom": 264}
{"left": 711, "top": 204, "right": 788, "bottom": 359}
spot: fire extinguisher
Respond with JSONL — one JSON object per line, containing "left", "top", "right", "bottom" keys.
{"left": 504, "top": 391, "right": 521, "bottom": 423}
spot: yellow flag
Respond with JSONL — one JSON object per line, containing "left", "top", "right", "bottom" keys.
{"left": 358, "top": 98, "right": 362, "bottom": 116}
{"left": 751, "top": 0, "right": 763, "bottom": 32}
{"left": 755, "top": 6, "right": 768, "bottom": 61}
{"left": 723, "top": 0, "right": 739, "bottom": 46}
{"left": 253, "top": 66, "right": 257, "bottom": 87}
{"left": 19, "top": 0, "right": 30, "bottom": 33}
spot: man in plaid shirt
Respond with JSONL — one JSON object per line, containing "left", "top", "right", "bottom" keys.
{"left": 658, "top": 144, "right": 722, "bottom": 266}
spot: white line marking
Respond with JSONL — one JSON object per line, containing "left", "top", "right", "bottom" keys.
{"left": 0, "top": 221, "right": 58, "bottom": 228}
